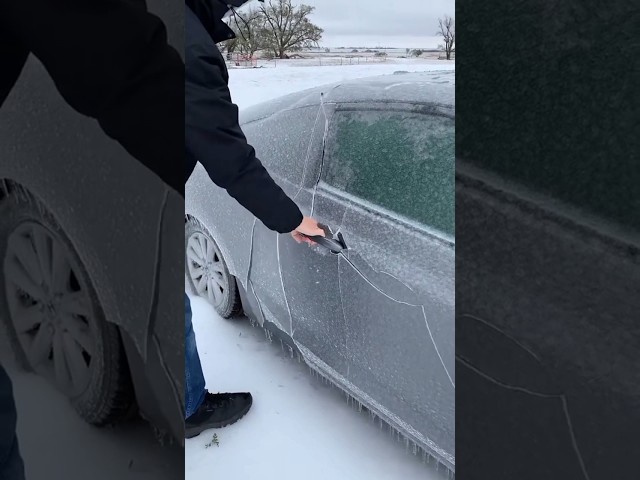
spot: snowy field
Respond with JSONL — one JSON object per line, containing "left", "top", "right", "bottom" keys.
{"left": 228, "top": 57, "right": 454, "bottom": 110}
{"left": 186, "top": 58, "right": 454, "bottom": 480}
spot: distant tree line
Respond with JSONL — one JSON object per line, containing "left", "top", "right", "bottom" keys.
{"left": 220, "top": 5, "right": 454, "bottom": 62}
{"left": 220, "top": 0, "right": 323, "bottom": 59}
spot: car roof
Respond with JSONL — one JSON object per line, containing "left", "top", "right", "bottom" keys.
{"left": 239, "top": 70, "right": 454, "bottom": 125}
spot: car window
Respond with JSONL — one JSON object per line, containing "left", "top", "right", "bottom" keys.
{"left": 242, "top": 105, "right": 320, "bottom": 186}
{"left": 322, "top": 109, "right": 454, "bottom": 236}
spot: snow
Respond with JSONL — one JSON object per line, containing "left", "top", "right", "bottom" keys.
{"left": 228, "top": 58, "right": 455, "bottom": 110}
{"left": 0, "top": 340, "right": 182, "bottom": 480}
{"left": 186, "top": 296, "right": 449, "bottom": 480}
{"left": 187, "top": 58, "right": 454, "bottom": 479}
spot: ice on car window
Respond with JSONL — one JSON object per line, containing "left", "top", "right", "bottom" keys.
{"left": 322, "top": 110, "right": 454, "bottom": 236}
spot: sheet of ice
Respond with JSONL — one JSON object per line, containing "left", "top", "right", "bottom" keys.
{"left": 185, "top": 296, "right": 448, "bottom": 480}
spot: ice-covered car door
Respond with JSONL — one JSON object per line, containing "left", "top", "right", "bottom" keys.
{"left": 277, "top": 101, "right": 350, "bottom": 380}
{"left": 241, "top": 104, "right": 322, "bottom": 334}
{"left": 310, "top": 103, "right": 455, "bottom": 468}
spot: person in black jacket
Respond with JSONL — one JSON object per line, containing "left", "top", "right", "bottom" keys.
{"left": 184, "top": 0, "right": 324, "bottom": 438}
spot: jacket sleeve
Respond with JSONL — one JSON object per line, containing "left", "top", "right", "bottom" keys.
{"left": 0, "top": 0, "right": 184, "bottom": 197}
{"left": 185, "top": 41, "right": 303, "bottom": 234}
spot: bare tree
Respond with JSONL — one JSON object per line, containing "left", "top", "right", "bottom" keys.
{"left": 259, "top": 0, "right": 323, "bottom": 59}
{"left": 437, "top": 15, "right": 455, "bottom": 60}
{"left": 220, "top": 36, "right": 238, "bottom": 56}
{"left": 228, "top": 8, "right": 266, "bottom": 57}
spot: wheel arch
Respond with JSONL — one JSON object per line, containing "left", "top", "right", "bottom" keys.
{"left": 1, "top": 179, "right": 123, "bottom": 331}
{"left": 184, "top": 211, "right": 241, "bottom": 281}
{"left": 0, "top": 178, "right": 148, "bottom": 392}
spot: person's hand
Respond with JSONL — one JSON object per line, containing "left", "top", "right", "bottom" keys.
{"left": 291, "top": 216, "right": 325, "bottom": 245}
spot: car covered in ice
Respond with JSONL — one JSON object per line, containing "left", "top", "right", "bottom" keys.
{"left": 185, "top": 71, "right": 455, "bottom": 471}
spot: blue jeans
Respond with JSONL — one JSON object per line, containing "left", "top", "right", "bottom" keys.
{"left": 0, "top": 364, "right": 25, "bottom": 480}
{"left": 185, "top": 294, "right": 206, "bottom": 419}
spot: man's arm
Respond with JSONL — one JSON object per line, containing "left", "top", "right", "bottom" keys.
{"left": 0, "top": 0, "right": 184, "bottom": 196}
{"left": 185, "top": 36, "right": 304, "bottom": 234}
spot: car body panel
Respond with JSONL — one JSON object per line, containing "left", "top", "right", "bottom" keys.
{"left": 248, "top": 228, "right": 291, "bottom": 332}
{"left": 330, "top": 197, "right": 455, "bottom": 460}
{"left": 455, "top": 159, "right": 640, "bottom": 478}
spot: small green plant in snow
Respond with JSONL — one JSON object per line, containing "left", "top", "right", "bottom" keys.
{"left": 205, "top": 433, "right": 220, "bottom": 448}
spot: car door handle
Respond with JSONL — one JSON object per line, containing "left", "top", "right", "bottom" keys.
{"left": 304, "top": 224, "right": 346, "bottom": 254}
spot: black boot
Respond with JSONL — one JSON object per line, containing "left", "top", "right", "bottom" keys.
{"left": 185, "top": 391, "right": 253, "bottom": 439}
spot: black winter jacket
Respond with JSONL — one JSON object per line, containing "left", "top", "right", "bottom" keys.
{"left": 185, "top": 0, "right": 303, "bottom": 234}
{"left": 0, "top": 0, "right": 184, "bottom": 197}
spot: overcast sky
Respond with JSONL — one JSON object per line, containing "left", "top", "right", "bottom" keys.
{"left": 288, "top": 0, "right": 454, "bottom": 49}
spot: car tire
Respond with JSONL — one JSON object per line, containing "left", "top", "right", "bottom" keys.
{"left": 0, "top": 188, "right": 135, "bottom": 426}
{"left": 184, "top": 216, "right": 242, "bottom": 319}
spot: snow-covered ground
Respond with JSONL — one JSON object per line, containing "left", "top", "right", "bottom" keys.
{"left": 186, "top": 58, "right": 454, "bottom": 479}
{"left": 228, "top": 57, "right": 454, "bottom": 110}
{"left": 0, "top": 341, "right": 183, "bottom": 480}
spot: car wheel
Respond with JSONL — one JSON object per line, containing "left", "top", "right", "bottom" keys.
{"left": 185, "top": 217, "right": 242, "bottom": 318}
{"left": 0, "top": 190, "right": 135, "bottom": 426}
